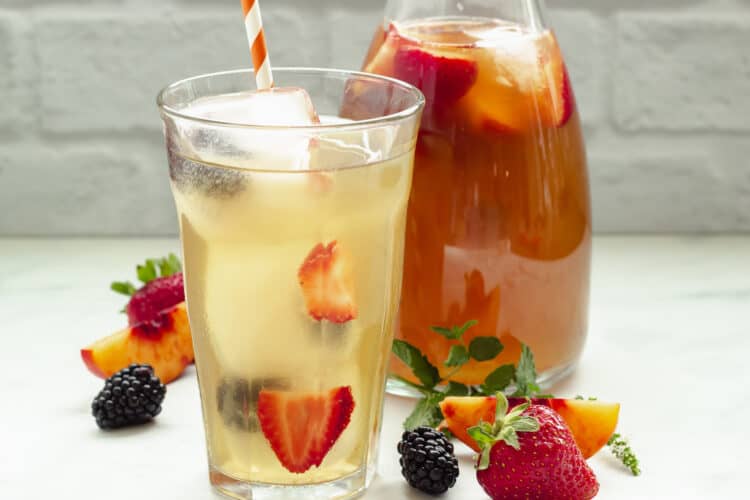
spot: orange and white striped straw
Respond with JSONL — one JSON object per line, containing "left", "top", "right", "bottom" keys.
{"left": 241, "top": 0, "right": 274, "bottom": 89}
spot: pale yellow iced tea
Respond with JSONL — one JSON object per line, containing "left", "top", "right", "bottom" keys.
{"left": 169, "top": 139, "right": 413, "bottom": 486}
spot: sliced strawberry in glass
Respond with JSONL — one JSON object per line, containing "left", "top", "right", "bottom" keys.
{"left": 298, "top": 241, "right": 358, "bottom": 323}
{"left": 257, "top": 386, "right": 355, "bottom": 474}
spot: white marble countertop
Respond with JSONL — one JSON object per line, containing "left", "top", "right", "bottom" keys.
{"left": 1, "top": 236, "right": 748, "bottom": 499}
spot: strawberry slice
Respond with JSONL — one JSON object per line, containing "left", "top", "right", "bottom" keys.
{"left": 393, "top": 47, "right": 478, "bottom": 113}
{"left": 535, "top": 32, "right": 576, "bottom": 128}
{"left": 257, "top": 386, "right": 355, "bottom": 474}
{"left": 539, "top": 57, "right": 575, "bottom": 128}
{"left": 298, "top": 241, "right": 358, "bottom": 323}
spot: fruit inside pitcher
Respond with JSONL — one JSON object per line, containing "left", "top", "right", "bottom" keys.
{"left": 363, "top": 18, "right": 592, "bottom": 386}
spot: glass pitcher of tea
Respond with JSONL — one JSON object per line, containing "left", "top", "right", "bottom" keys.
{"left": 363, "top": 0, "right": 592, "bottom": 392}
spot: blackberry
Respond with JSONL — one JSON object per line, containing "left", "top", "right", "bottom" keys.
{"left": 92, "top": 364, "right": 166, "bottom": 430}
{"left": 397, "top": 426, "right": 459, "bottom": 495}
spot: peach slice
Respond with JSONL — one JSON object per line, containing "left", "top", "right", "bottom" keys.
{"left": 440, "top": 396, "right": 620, "bottom": 458}
{"left": 81, "top": 302, "right": 194, "bottom": 384}
{"left": 439, "top": 396, "right": 496, "bottom": 452}
{"left": 544, "top": 399, "right": 621, "bottom": 459}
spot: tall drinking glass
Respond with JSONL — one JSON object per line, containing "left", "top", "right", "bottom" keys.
{"left": 158, "top": 68, "right": 423, "bottom": 499}
{"left": 363, "top": 0, "right": 592, "bottom": 392}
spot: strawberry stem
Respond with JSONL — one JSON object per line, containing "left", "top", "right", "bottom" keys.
{"left": 468, "top": 393, "right": 540, "bottom": 470}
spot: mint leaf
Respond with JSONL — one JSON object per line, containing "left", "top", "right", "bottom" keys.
{"left": 431, "top": 320, "right": 478, "bottom": 341}
{"left": 512, "top": 344, "right": 540, "bottom": 397}
{"left": 445, "top": 345, "right": 469, "bottom": 367}
{"left": 481, "top": 364, "right": 515, "bottom": 393}
{"left": 445, "top": 381, "right": 469, "bottom": 396}
{"left": 454, "top": 319, "right": 478, "bottom": 337}
{"left": 430, "top": 326, "right": 460, "bottom": 340}
{"left": 392, "top": 340, "right": 440, "bottom": 389}
{"left": 137, "top": 259, "right": 158, "bottom": 284}
{"left": 110, "top": 281, "right": 136, "bottom": 296}
{"left": 469, "top": 336, "right": 504, "bottom": 361}
{"left": 404, "top": 392, "right": 445, "bottom": 430}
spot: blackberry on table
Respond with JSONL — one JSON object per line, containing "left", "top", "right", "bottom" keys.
{"left": 398, "top": 426, "right": 460, "bottom": 495}
{"left": 92, "top": 364, "right": 166, "bottom": 430}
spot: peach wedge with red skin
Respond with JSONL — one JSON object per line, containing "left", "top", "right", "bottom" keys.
{"left": 81, "top": 302, "right": 194, "bottom": 384}
{"left": 439, "top": 396, "right": 496, "bottom": 452}
{"left": 534, "top": 398, "right": 621, "bottom": 459}
{"left": 439, "top": 396, "right": 620, "bottom": 459}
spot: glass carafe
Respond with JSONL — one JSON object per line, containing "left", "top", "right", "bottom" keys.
{"left": 363, "top": 0, "right": 592, "bottom": 392}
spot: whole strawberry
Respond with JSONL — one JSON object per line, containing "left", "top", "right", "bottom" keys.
{"left": 126, "top": 273, "right": 184, "bottom": 326}
{"left": 111, "top": 254, "right": 185, "bottom": 326}
{"left": 469, "top": 393, "right": 599, "bottom": 500}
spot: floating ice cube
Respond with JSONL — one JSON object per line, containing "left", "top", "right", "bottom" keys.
{"left": 181, "top": 87, "right": 321, "bottom": 170}
{"left": 241, "top": 87, "right": 320, "bottom": 126}
{"left": 186, "top": 87, "right": 319, "bottom": 126}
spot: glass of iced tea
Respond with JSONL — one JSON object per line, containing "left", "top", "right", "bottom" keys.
{"left": 363, "top": 0, "right": 592, "bottom": 391}
{"left": 158, "top": 68, "right": 423, "bottom": 499}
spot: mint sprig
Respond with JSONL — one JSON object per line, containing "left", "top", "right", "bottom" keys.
{"left": 392, "top": 320, "right": 545, "bottom": 430}
{"left": 607, "top": 433, "right": 641, "bottom": 476}
{"left": 393, "top": 324, "right": 642, "bottom": 477}
{"left": 512, "top": 345, "right": 541, "bottom": 397}
{"left": 392, "top": 340, "right": 440, "bottom": 388}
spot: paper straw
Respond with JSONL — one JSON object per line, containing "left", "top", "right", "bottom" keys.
{"left": 241, "top": 0, "right": 274, "bottom": 89}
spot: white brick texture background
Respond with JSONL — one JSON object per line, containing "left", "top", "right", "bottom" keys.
{"left": 0, "top": 0, "right": 748, "bottom": 235}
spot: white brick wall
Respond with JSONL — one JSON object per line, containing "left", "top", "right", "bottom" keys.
{"left": 0, "top": 0, "right": 748, "bottom": 235}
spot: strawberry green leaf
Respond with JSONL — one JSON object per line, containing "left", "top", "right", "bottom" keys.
{"left": 445, "top": 345, "right": 469, "bottom": 367}
{"left": 137, "top": 260, "right": 158, "bottom": 284}
{"left": 110, "top": 281, "right": 136, "bottom": 296}
{"left": 494, "top": 391, "right": 509, "bottom": 420}
{"left": 469, "top": 336, "right": 504, "bottom": 361}
{"left": 512, "top": 416, "right": 541, "bottom": 433}
{"left": 404, "top": 392, "right": 445, "bottom": 430}
{"left": 468, "top": 426, "right": 495, "bottom": 470}
{"left": 467, "top": 425, "right": 495, "bottom": 446}
{"left": 159, "top": 253, "right": 182, "bottom": 277}
{"left": 392, "top": 340, "right": 440, "bottom": 389}
{"left": 499, "top": 426, "right": 521, "bottom": 450}
{"left": 481, "top": 364, "right": 515, "bottom": 394}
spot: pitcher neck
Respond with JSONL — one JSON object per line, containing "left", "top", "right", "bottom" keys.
{"left": 384, "top": 0, "right": 547, "bottom": 31}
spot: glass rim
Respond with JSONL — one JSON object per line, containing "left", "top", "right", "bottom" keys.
{"left": 156, "top": 67, "right": 425, "bottom": 131}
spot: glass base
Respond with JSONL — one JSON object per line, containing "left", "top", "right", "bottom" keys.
{"left": 210, "top": 466, "right": 368, "bottom": 500}
{"left": 386, "top": 358, "right": 579, "bottom": 398}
